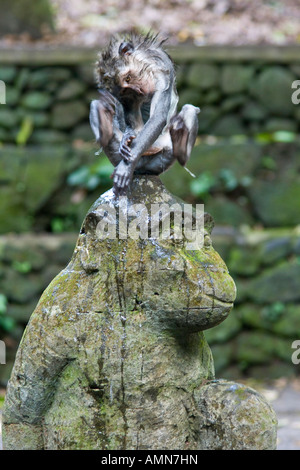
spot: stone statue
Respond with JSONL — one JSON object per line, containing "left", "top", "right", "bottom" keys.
{"left": 2, "top": 34, "right": 277, "bottom": 449}
{"left": 3, "top": 177, "right": 277, "bottom": 450}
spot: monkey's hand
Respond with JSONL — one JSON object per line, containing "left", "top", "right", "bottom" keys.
{"left": 113, "top": 160, "right": 134, "bottom": 195}
{"left": 119, "top": 132, "right": 136, "bottom": 163}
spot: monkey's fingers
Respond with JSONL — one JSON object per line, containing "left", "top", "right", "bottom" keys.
{"left": 119, "top": 172, "right": 131, "bottom": 190}
{"left": 126, "top": 135, "right": 136, "bottom": 146}
{"left": 119, "top": 144, "right": 132, "bottom": 162}
{"left": 121, "top": 154, "right": 130, "bottom": 163}
{"left": 113, "top": 178, "right": 126, "bottom": 196}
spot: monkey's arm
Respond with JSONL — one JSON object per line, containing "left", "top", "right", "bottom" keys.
{"left": 114, "top": 73, "right": 173, "bottom": 192}
{"left": 131, "top": 83, "right": 172, "bottom": 159}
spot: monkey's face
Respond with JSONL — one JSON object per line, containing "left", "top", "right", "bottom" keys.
{"left": 97, "top": 48, "right": 155, "bottom": 102}
{"left": 119, "top": 71, "right": 145, "bottom": 96}
{"left": 118, "top": 63, "right": 155, "bottom": 100}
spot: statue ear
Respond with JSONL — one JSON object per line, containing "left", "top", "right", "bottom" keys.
{"left": 119, "top": 42, "right": 134, "bottom": 56}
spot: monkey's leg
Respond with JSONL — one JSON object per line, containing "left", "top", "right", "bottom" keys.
{"left": 90, "top": 90, "right": 126, "bottom": 166}
{"left": 169, "top": 104, "right": 200, "bottom": 166}
{"left": 90, "top": 90, "right": 117, "bottom": 147}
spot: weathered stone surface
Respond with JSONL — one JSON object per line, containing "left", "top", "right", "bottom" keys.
{"left": 187, "top": 63, "right": 219, "bottom": 90}
{"left": 5, "top": 87, "right": 20, "bottom": 106}
{"left": 177, "top": 89, "right": 202, "bottom": 110}
{"left": 210, "top": 344, "right": 233, "bottom": 374}
{"left": 207, "top": 197, "right": 254, "bottom": 228}
{"left": 0, "top": 66, "right": 17, "bottom": 83}
{"left": 247, "top": 180, "right": 300, "bottom": 227}
{"left": 227, "top": 245, "right": 260, "bottom": 276}
{"left": 30, "top": 129, "right": 67, "bottom": 144}
{"left": 20, "top": 147, "right": 72, "bottom": 211}
{"left": 17, "top": 110, "right": 49, "bottom": 128}
{"left": 76, "top": 64, "right": 95, "bottom": 85}
{"left": 259, "top": 237, "right": 291, "bottom": 265}
{"left": 202, "top": 88, "right": 221, "bottom": 104}
{"left": 0, "top": 243, "right": 46, "bottom": 271}
{"left": 56, "top": 79, "right": 86, "bottom": 101}
{"left": 0, "top": 128, "right": 9, "bottom": 141}
{"left": 1, "top": 269, "right": 45, "bottom": 304}
{"left": 237, "top": 302, "right": 300, "bottom": 340}
{"left": 248, "top": 261, "right": 300, "bottom": 304}
{"left": 28, "top": 68, "right": 72, "bottom": 88}
{"left": 195, "top": 380, "right": 277, "bottom": 450}
{"left": 197, "top": 105, "right": 219, "bottom": 133}
{"left": 2, "top": 176, "right": 275, "bottom": 450}
{"left": 0, "top": 145, "right": 90, "bottom": 233}
{"left": 221, "top": 94, "right": 247, "bottom": 112}
{"left": 255, "top": 67, "right": 296, "bottom": 116}
{"left": 51, "top": 101, "right": 87, "bottom": 129}
{"left": 0, "top": 187, "right": 33, "bottom": 233}
{"left": 15, "top": 68, "right": 30, "bottom": 91}
{"left": 71, "top": 123, "right": 94, "bottom": 141}
{"left": 6, "top": 300, "right": 40, "bottom": 323}
{"left": 236, "top": 332, "right": 292, "bottom": 365}
{"left": 221, "top": 65, "right": 255, "bottom": 94}
{"left": 211, "top": 115, "right": 246, "bottom": 136}
{"left": 21, "top": 92, "right": 52, "bottom": 110}
{"left": 271, "top": 305, "right": 300, "bottom": 338}
{"left": 242, "top": 101, "right": 267, "bottom": 121}
{"left": 0, "top": 109, "right": 19, "bottom": 128}
{"left": 205, "top": 312, "right": 242, "bottom": 344}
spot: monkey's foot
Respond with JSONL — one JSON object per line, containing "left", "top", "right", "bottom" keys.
{"left": 170, "top": 104, "right": 200, "bottom": 167}
{"left": 169, "top": 114, "right": 189, "bottom": 166}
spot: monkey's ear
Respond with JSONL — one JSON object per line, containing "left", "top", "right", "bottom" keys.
{"left": 119, "top": 42, "right": 134, "bottom": 56}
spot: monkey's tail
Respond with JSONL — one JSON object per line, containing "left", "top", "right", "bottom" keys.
{"left": 184, "top": 166, "right": 196, "bottom": 178}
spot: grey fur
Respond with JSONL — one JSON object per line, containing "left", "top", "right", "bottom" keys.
{"left": 90, "top": 33, "right": 200, "bottom": 194}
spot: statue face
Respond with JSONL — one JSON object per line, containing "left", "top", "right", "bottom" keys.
{"left": 80, "top": 177, "right": 236, "bottom": 333}
{"left": 79, "top": 229, "right": 236, "bottom": 333}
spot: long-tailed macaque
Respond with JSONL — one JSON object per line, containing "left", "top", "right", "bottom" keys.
{"left": 90, "top": 33, "right": 200, "bottom": 194}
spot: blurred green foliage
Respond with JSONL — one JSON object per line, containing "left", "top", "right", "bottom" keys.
{"left": 16, "top": 117, "right": 34, "bottom": 146}
{"left": 0, "top": 293, "right": 15, "bottom": 332}
{"left": 262, "top": 302, "right": 285, "bottom": 323}
{"left": 67, "top": 157, "right": 113, "bottom": 190}
{"left": 190, "top": 171, "right": 216, "bottom": 199}
{"left": 12, "top": 260, "right": 32, "bottom": 274}
{"left": 255, "top": 131, "right": 297, "bottom": 144}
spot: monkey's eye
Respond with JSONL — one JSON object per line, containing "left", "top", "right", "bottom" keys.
{"left": 125, "top": 75, "right": 131, "bottom": 83}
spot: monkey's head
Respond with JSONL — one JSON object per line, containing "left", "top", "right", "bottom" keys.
{"left": 96, "top": 33, "right": 167, "bottom": 100}
{"left": 117, "top": 58, "right": 155, "bottom": 99}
